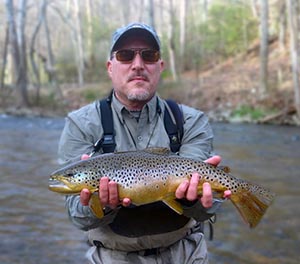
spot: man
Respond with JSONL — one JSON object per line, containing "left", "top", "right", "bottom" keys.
{"left": 58, "top": 22, "right": 231, "bottom": 263}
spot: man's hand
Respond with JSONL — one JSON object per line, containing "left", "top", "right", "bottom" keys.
{"left": 79, "top": 154, "right": 131, "bottom": 208}
{"left": 175, "top": 155, "right": 231, "bottom": 208}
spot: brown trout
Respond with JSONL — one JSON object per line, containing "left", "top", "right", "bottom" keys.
{"left": 49, "top": 148, "right": 275, "bottom": 228}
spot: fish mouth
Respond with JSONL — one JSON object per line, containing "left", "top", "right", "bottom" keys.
{"left": 48, "top": 177, "right": 75, "bottom": 194}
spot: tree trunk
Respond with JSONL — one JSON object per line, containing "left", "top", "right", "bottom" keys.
{"left": 278, "top": 2, "right": 287, "bottom": 52}
{"left": 179, "top": 0, "right": 187, "bottom": 72}
{"left": 286, "top": 0, "right": 300, "bottom": 120}
{"left": 30, "top": 0, "right": 46, "bottom": 103}
{"left": 73, "top": 0, "right": 85, "bottom": 85}
{"left": 44, "top": 1, "right": 63, "bottom": 100}
{"left": 5, "top": 0, "right": 29, "bottom": 107}
{"left": 148, "top": 0, "right": 155, "bottom": 28}
{"left": 85, "top": 0, "right": 94, "bottom": 68}
{"left": 167, "top": 0, "right": 177, "bottom": 82}
{"left": 1, "top": 22, "right": 9, "bottom": 93}
{"left": 259, "top": 0, "right": 269, "bottom": 98}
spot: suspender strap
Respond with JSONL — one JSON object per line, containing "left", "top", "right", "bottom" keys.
{"left": 92, "top": 94, "right": 183, "bottom": 155}
{"left": 164, "top": 99, "right": 184, "bottom": 153}
{"left": 99, "top": 94, "right": 116, "bottom": 153}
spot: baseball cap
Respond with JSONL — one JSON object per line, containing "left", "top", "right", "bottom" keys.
{"left": 110, "top": 22, "right": 161, "bottom": 55}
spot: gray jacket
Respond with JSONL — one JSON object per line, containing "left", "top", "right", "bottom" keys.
{"left": 58, "top": 93, "right": 215, "bottom": 251}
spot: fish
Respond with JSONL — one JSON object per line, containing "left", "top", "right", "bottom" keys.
{"left": 49, "top": 147, "right": 275, "bottom": 228}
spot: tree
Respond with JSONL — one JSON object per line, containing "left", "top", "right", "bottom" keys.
{"left": 0, "top": 22, "right": 9, "bottom": 94}
{"left": 30, "top": 0, "right": 45, "bottom": 103}
{"left": 73, "top": 0, "right": 85, "bottom": 85}
{"left": 286, "top": 0, "right": 300, "bottom": 120}
{"left": 5, "top": 0, "right": 29, "bottom": 107}
{"left": 179, "top": 0, "right": 187, "bottom": 71}
{"left": 167, "top": 0, "right": 178, "bottom": 81}
{"left": 258, "top": 0, "right": 269, "bottom": 98}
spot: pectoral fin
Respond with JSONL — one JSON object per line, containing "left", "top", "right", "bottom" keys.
{"left": 89, "top": 193, "right": 104, "bottom": 218}
{"left": 162, "top": 198, "right": 184, "bottom": 215}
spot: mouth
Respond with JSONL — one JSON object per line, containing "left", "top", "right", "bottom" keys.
{"left": 128, "top": 75, "right": 148, "bottom": 82}
{"left": 48, "top": 176, "right": 75, "bottom": 194}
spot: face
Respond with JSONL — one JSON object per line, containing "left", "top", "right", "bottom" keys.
{"left": 107, "top": 36, "right": 164, "bottom": 109}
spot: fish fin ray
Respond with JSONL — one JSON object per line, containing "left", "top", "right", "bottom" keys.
{"left": 162, "top": 198, "right": 184, "bottom": 215}
{"left": 230, "top": 185, "right": 275, "bottom": 228}
{"left": 89, "top": 193, "right": 104, "bottom": 218}
{"left": 143, "top": 147, "right": 171, "bottom": 155}
{"left": 219, "top": 165, "right": 231, "bottom": 173}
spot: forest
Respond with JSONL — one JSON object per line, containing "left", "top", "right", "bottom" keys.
{"left": 1, "top": 0, "right": 300, "bottom": 125}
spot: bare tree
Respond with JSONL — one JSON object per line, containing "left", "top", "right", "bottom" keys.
{"left": 286, "top": 0, "right": 300, "bottom": 120}
{"left": 259, "top": 0, "right": 269, "bottom": 98}
{"left": 73, "top": 0, "right": 85, "bottom": 85}
{"left": 44, "top": 1, "right": 63, "bottom": 100}
{"left": 167, "top": 0, "right": 178, "bottom": 81}
{"left": 30, "top": 0, "right": 46, "bottom": 103}
{"left": 85, "top": 0, "right": 94, "bottom": 67}
{"left": 5, "top": 0, "right": 29, "bottom": 107}
{"left": 0, "top": 22, "right": 9, "bottom": 93}
{"left": 149, "top": 0, "right": 155, "bottom": 28}
{"left": 179, "top": 0, "right": 187, "bottom": 72}
{"left": 278, "top": 1, "right": 287, "bottom": 52}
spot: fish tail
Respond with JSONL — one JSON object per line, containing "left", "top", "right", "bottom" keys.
{"left": 230, "top": 183, "right": 275, "bottom": 228}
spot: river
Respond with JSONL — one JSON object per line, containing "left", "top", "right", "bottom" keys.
{"left": 0, "top": 115, "right": 299, "bottom": 264}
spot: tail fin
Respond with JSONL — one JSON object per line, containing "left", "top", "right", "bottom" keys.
{"left": 230, "top": 183, "right": 275, "bottom": 228}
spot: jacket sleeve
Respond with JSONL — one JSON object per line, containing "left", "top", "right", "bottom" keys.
{"left": 179, "top": 104, "right": 214, "bottom": 161}
{"left": 58, "top": 104, "right": 119, "bottom": 230}
{"left": 178, "top": 104, "right": 221, "bottom": 221}
{"left": 65, "top": 195, "right": 119, "bottom": 231}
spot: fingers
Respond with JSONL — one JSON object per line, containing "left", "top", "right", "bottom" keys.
{"left": 99, "top": 177, "right": 117, "bottom": 208}
{"left": 99, "top": 177, "right": 130, "bottom": 209}
{"left": 175, "top": 172, "right": 201, "bottom": 201}
{"left": 175, "top": 180, "right": 189, "bottom": 199}
{"left": 204, "top": 155, "right": 221, "bottom": 167}
{"left": 186, "top": 172, "right": 200, "bottom": 200}
{"left": 80, "top": 188, "right": 91, "bottom": 206}
{"left": 81, "top": 154, "right": 90, "bottom": 160}
{"left": 200, "top": 182, "right": 213, "bottom": 208}
{"left": 223, "top": 189, "right": 232, "bottom": 199}
{"left": 122, "top": 197, "right": 132, "bottom": 207}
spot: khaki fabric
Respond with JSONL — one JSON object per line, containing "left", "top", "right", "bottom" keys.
{"left": 86, "top": 232, "right": 208, "bottom": 264}
{"left": 87, "top": 219, "right": 197, "bottom": 251}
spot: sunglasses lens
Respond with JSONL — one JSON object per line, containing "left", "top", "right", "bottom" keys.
{"left": 115, "top": 49, "right": 160, "bottom": 63}
{"left": 141, "top": 50, "right": 160, "bottom": 62}
{"left": 115, "top": 50, "right": 135, "bottom": 62}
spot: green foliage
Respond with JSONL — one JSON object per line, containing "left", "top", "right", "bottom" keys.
{"left": 201, "top": 3, "right": 257, "bottom": 59}
{"left": 82, "top": 89, "right": 99, "bottom": 102}
{"left": 231, "top": 105, "right": 265, "bottom": 120}
{"left": 182, "top": 2, "right": 258, "bottom": 72}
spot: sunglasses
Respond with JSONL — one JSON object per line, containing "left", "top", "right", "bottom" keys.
{"left": 113, "top": 49, "right": 160, "bottom": 63}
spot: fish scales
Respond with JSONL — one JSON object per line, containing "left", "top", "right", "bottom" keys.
{"left": 49, "top": 148, "right": 275, "bottom": 228}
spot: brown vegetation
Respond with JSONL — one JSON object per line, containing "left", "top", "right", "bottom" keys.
{"left": 0, "top": 38, "right": 298, "bottom": 125}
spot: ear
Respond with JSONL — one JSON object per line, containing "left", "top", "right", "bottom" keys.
{"left": 106, "top": 60, "right": 113, "bottom": 78}
{"left": 159, "top": 60, "right": 165, "bottom": 73}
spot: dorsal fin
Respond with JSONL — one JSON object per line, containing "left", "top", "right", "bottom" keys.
{"left": 143, "top": 147, "right": 171, "bottom": 155}
{"left": 219, "top": 166, "right": 231, "bottom": 173}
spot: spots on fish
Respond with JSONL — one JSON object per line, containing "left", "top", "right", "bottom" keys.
{"left": 52, "top": 149, "right": 256, "bottom": 195}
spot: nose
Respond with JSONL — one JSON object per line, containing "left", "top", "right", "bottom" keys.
{"left": 131, "top": 52, "right": 144, "bottom": 70}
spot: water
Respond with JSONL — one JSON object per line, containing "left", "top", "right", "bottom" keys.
{"left": 0, "top": 115, "right": 299, "bottom": 264}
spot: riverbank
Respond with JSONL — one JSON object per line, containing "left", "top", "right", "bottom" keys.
{"left": 1, "top": 82, "right": 298, "bottom": 126}
{"left": 2, "top": 46, "right": 299, "bottom": 125}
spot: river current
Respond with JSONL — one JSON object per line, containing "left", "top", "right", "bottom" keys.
{"left": 0, "top": 115, "right": 299, "bottom": 264}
